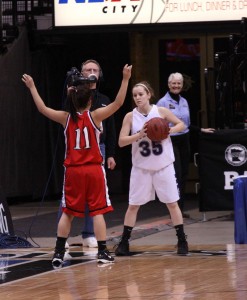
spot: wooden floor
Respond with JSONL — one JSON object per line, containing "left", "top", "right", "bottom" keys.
{"left": 0, "top": 244, "right": 246, "bottom": 299}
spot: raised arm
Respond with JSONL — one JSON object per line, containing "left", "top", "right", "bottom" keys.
{"left": 22, "top": 74, "right": 68, "bottom": 127}
{"left": 91, "top": 64, "right": 132, "bottom": 125}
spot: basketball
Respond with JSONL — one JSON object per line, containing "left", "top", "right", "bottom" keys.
{"left": 146, "top": 117, "right": 170, "bottom": 142}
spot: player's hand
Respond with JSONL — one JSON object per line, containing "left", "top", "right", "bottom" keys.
{"left": 138, "top": 123, "right": 147, "bottom": 140}
{"left": 123, "top": 64, "right": 132, "bottom": 80}
{"left": 107, "top": 157, "right": 116, "bottom": 170}
{"left": 22, "top": 74, "right": 35, "bottom": 89}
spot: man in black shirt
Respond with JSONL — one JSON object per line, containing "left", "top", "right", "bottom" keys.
{"left": 80, "top": 59, "right": 116, "bottom": 247}
{"left": 89, "top": 89, "right": 116, "bottom": 169}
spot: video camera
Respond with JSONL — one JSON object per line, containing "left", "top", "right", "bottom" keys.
{"left": 66, "top": 67, "right": 97, "bottom": 87}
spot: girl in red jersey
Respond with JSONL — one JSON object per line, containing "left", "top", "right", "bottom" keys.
{"left": 22, "top": 64, "right": 132, "bottom": 267}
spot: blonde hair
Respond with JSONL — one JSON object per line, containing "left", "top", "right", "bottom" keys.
{"left": 133, "top": 81, "right": 155, "bottom": 102}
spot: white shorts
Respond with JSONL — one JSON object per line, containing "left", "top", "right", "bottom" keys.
{"left": 129, "top": 163, "right": 179, "bottom": 205}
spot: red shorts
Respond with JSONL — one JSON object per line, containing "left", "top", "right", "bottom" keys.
{"left": 61, "top": 164, "right": 113, "bottom": 217}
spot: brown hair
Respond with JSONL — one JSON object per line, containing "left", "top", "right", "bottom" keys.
{"left": 67, "top": 83, "right": 92, "bottom": 122}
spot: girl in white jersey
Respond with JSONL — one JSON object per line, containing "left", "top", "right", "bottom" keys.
{"left": 115, "top": 81, "right": 189, "bottom": 255}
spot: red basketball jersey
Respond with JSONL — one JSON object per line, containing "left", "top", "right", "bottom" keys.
{"left": 64, "top": 111, "right": 103, "bottom": 167}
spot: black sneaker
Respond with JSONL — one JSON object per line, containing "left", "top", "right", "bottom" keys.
{"left": 52, "top": 251, "right": 65, "bottom": 269}
{"left": 97, "top": 249, "right": 115, "bottom": 264}
{"left": 177, "top": 239, "right": 189, "bottom": 255}
{"left": 114, "top": 240, "right": 130, "bottom": 256}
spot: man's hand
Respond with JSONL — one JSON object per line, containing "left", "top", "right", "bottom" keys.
{"left": 107, "top": 157, "right": 116, "bottom": 170}
{"left": 201, "top": 128, "right": 215, "bottom": 133}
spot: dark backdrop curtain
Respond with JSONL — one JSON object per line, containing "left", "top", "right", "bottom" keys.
{"left": 0, "top": 26, "right": 131, "bottom": 201}
{"left": 0, "top": 27, "right": 65, "bottom": 200}
{"left": 0, "top": 27, "right": 33, "bottom": 198}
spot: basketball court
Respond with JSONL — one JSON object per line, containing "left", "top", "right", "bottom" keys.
{"left": 0, "top": 195, "right": 246, "bottom": 299}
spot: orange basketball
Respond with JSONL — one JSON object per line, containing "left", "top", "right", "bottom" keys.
{"left": 146, "top": 117, "right": 170, "bottom": 142}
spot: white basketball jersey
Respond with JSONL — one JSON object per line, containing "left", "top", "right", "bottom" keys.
{"left": 131, "top": 105, "right": 175, "bottom": 171}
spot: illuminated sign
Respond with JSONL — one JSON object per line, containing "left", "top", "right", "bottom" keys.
{"left": 54, "top": 0, "right": 247, "bottom": 27}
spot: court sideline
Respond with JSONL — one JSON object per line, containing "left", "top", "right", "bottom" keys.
{"left": 0, "top": 194, "right": 245, "bottom": 299}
